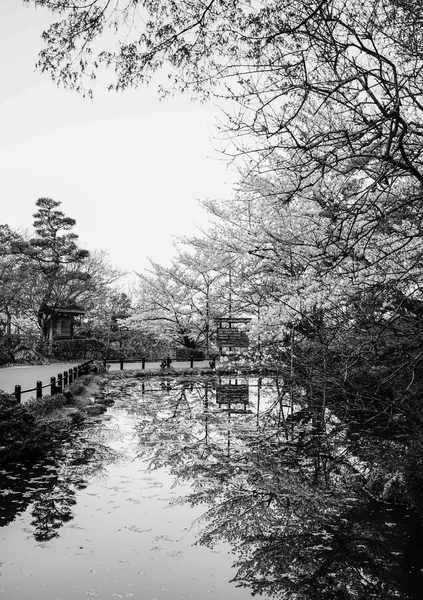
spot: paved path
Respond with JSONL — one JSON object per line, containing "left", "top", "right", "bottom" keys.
{"left": 0, "top": 360, "right": 215, "bottom": 402}
{"left": 0, "top": 362, "right": 81, "bottom": 401}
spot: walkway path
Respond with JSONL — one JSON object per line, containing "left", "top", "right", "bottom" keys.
{"left": 0, "top": 362, "right": 79, "bottom": 400}
{"left": 0, "top": 360, "right": 214, "bottom": 402}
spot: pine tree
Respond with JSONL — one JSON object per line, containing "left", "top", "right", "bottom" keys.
{"left": 14, "top": 198, "right": 90, "bottom": 339}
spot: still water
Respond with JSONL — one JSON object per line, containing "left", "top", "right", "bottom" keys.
{"left": 1, "top": 375, "right": 422, "bottom": 599}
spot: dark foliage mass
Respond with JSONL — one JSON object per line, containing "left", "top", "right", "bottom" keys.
{"left": 0, "top": 392, "right": 61, "bottom": 464}
{"left": 51, "top": 338, "right": 108, "bottom": 360}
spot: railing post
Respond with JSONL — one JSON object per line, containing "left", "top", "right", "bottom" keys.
{"left": 190, "top": 353, "right": 194, "bottom": 369}
{"left": 64, "top": 371, "right": 68, "bottom": 388}
{"left": 14, "top": 385, "right": 21, "bottom": 403}
{"left": 57, "top": 373, "right": 63, "bottom": 393}
{"left": 69, "top": 368, "right": 73, "bottom": 385}
{"left": 50, "top": 376, "right": 56, "bottom": 396}
{"left": 77, "top": 365, "right": 81, "bottom": 377}
{"left": 142, "top": 357, "right": 145, "bottom": 370}
{"left": 73, "top": 367, "right": 77, "bottom": 380}
{"left": 120, "top": 358, "right": 124, "bottom": 370}
{"left": 36, "top": 380, "right": 43, "bottom": 399}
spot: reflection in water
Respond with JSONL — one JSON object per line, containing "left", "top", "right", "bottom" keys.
{"left": 191, "top": 444, "right": 422, "bottom": 600}
{"left": 30, "top": 477, "right": 76, "bottom": 542}
{"left": 0, "top": 425, "right": 119, "bottom": 541}
{"left": 0, "top": 382, "right": 260, "bottom": 600}
{"left": 1, "top": 375, "right": 422, "bottom": 600}
{"left": 128, "top": 376, "right": 423, "bottom": 600}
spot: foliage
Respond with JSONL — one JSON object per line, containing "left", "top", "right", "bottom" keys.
{"left": 0, "top": 200, "right": 124, "bottom": 353}
{"left": 0, "top": 335, "right": 22, "bottom": 365}
{"left": 0, "top": 376, "right": 95, "bottom": 467}
{"left": 72, "top": 254, "right": 127, "bottom": 335}
{"left": 0, "top": 392, "right": 67, "bottom": 465}
{"left": 0, "top": 392, "right": 35, "bottom": 448}
{"left": 11, "top": 197, "right": 91, "bottom": 339}
{"left": 0, "top": 225, "right": 30, "bottom": 334}
{"left": 127, "top": 247, "right": 227, "bottom": 354}
{"left": 25, "top": 0, "right": 423, "bottom": 195}
{"left": 26, "top": 392, "right": 68, "bottom": 418}
{"left": 51, "top": 338, "right": 107, "bottom": 360}
{"left": 175, "top": 347, "right": 205, "bottom": 360}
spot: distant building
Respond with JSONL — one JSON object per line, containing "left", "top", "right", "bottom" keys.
{"left": 46, "top": 306, "right": 85, "bottom": 341}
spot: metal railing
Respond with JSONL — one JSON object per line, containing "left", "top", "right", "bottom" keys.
{"left": 13, "top": 360, "right": 94, "bottom": 403}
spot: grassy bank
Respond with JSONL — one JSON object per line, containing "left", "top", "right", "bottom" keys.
{"left": 0, "top": 371, "right": 107, "bottom": 467}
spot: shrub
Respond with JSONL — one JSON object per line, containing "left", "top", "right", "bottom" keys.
{"left": 51, "top": 338, "right": 107, "bottom": 360}
{"left": 103, "top": 346, "right": 122, "bottom": 359}
{"left": 0, "top": 392, "right": 59, "bottom": 463}
{"left": 68, "top": 381, "right": 87, "bottom": 396}
{"left": 0, "top": 392, "right": 35, "bottom": 447}
{"left": 0, "top": 335, "right": 21, "bottom": 365}
{"left": 175, "top": 347, "right": 205, "bottom": 360}
{"left": 26, "top": 393, "right": 67, "bottom": 418}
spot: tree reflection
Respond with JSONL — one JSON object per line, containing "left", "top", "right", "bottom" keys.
{"left": 31, "top": 477, "right": 77, "bottom": 542}
{"left": 30, "top": 436, "right": 118, "bottom": 542}
{"left": 0, "top": 427, "right": 118, "bottom": 542}
{"left": 0, "top": 462, "right": 58, "bottom": 528}
{"left": 191, "top": 443, "right": 420, "bottom": 600}
{"left": 133, "top": 376, "right": 423, "bottom": 600}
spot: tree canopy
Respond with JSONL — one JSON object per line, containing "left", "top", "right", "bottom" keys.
{"left": 26, "top": 0, "right": 423, "bottom": 185}
{"left": 26, "top": 1, "right": 423, "bottom": 278}
{"left": 0, "top": 198, "right": 123, "bottom": 345}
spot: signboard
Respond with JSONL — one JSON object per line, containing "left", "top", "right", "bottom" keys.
{"left": 217, "top": 329, "right": 249, "bottom": 348}
{"left": 216, "top": 383, "right": 249, "bottom": 404}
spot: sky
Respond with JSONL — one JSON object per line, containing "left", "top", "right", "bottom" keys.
{"left": 0, "top": 1, "right": 237, "bottom": 282}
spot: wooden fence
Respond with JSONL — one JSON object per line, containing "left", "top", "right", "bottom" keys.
{"left": 14, "top": 360, "right": 94, "bottom": 403}
{"left": 104, "top": 355, "right": 215, "bottom": 370}
{"left": 12, "top": 355, "right": 214, "bottom": 402}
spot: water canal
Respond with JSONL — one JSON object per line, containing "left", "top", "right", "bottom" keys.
{"left": 1, "top": 375, "right": 422, "bottom": 599}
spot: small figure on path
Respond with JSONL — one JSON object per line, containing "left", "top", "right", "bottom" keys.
{"left": 160, "top": 356, "right": 173, "bottom": 370}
